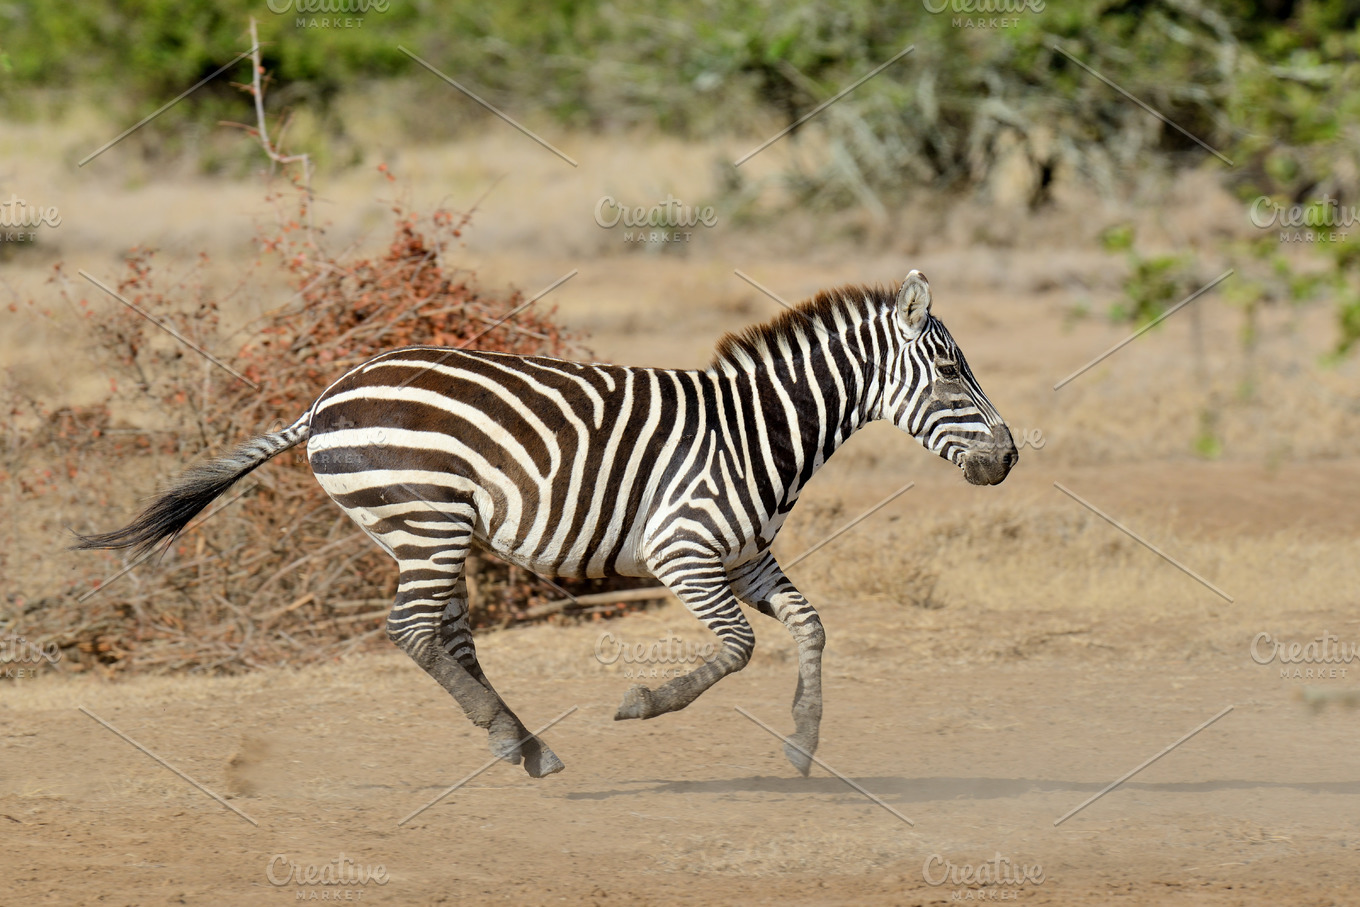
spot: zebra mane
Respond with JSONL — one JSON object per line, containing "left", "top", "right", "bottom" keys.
{"left": 710, "top": 282, "right": 893, "bottom": 369}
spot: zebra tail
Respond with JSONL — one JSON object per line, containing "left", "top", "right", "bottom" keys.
{"left": 71, "top": 414, "right": 312, "bottom": 558}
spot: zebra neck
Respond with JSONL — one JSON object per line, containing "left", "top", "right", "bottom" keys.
{"left": 710, "top": 335, "right": 876, "bottom": 508}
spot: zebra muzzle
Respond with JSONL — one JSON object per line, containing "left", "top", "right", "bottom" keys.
{"left": 961, "top": 426, "right": 1018, "bottom": 486}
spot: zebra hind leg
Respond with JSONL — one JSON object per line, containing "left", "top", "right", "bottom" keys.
{"left": 437, "top": 575, "right": 564, "bottom": 777}
{"left": 386, "top": 547, "right": 563, "bottom": 778}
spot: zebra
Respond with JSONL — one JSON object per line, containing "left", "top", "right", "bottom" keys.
{"left": 76, "top": 270, "right": 1017, "bottom": 778}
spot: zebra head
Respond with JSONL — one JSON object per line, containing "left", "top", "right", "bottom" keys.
{"left": 878, "top": 270, "right": 1017, "bottom": 486}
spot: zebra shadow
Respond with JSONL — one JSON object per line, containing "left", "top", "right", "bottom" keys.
{"left": 563, "top": 775, "right": 1360, "bottom": 802}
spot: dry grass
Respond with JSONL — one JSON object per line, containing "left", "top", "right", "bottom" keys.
{"left": 2, "top": 119, "right": 666, "bottom": 675}
{"left": 4, "top": 118, "right": 1359, "bottom": 689}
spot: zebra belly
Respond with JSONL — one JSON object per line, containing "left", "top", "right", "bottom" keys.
{"left": 478, "top": 538, "right": 651, "bottom": 580}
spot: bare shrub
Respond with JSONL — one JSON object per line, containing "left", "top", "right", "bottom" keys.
{"left": 2, "top": 57, "right": 657, "bottom": 675}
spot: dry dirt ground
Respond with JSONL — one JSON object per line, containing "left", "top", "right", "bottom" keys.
{"left": 3, "top": 126, "right": 1360, "bottom": 904}
{"left": 2, "top": 577, "right": 1358, "bottom": 906}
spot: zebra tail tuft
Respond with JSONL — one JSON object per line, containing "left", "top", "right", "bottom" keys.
{"left": 71, "top": 415, "right": 311, "bottom": 559}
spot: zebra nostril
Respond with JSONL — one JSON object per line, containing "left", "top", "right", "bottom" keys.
{"left": 1004, "top": 448, "right": 1018, "bottom": 470}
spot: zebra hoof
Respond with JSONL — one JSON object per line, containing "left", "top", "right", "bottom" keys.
{"left": 522, "top": 742, "right": 565, "bottom": 778}
{"left": 783, "top": 739, "right": 814, "bottom": 777}
{"left": 614, "top": 684, "right": 654, "bottom": 720}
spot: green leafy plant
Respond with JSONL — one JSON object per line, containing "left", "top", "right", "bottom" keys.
{"left": 1100, "top": 224, "right": 1199, "bottom": 327}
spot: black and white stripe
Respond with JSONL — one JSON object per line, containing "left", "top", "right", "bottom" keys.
{"left": 77, "top": 270, "right": 1016, "bottom": 777}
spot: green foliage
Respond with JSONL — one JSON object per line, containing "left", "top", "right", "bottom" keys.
{"left": 1335, "top": 296, "right": 1360, "bottom": 357}
{"left": 5, "top": 1, "right": 1359, "bottom": 201}
{"left": 1101, "top": 225, "right": 1198, "bottom": 327}
{"left": 1116, "top": 254, "right": 1198, "bottom": 326}
{"left": 1099, "top": 224, "right": 1134, "bottom": 254}
{"left": 1226, "top": 226, "right": 1360, "bottom": 361}
{"left": 0, "top": 2, "right": 1265, "bottom": 185}
{"left": 1, "top": 1, "right": 415, "bottom": 97}
{"left": 1317, "top": 231, "right": 1360, "bottom": 358}
{"left": 10, "top": 1, "right": 1360, "bottom": 354}
{"left": 1193, "top": 409, "right": 1223, "bottom": 460}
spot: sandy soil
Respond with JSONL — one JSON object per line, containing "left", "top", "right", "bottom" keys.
{"left": 2, "top": 574, "right": 1357, "bottom": 905}
{"left": 3, "top": 125, "right": 1359, "bottom": 905}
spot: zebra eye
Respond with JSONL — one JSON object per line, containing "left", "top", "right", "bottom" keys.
{"left": 937, "top": 362, "right": 960, "bottom": 380}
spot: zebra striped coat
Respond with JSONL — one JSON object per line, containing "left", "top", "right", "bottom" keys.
{"left": 77, "top": 271, "right": 1016, "bottom": 778}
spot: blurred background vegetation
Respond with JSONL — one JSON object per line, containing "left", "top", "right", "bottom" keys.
{"left": 2, "top": 0, "right": 1357, "bottom": 199}
{"left": 5, "top": 0, "right": 1360, "bottom": 345}
{"left": 7, "top": 0, "right": 1360, "bottom": 347}
{"left": 7, "top": 0, "right": 1360, "bottom": 667}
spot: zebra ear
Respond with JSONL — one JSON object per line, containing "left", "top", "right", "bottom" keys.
{"left": 896, "top": 270, "right": 932, "bottom": 338}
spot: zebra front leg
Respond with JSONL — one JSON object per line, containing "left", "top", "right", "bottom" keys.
{"left": 615, "top": 561, "right": 755, "bottom": 720}
{"left": 731, "top": 553, "right": 825, "bottom": 776}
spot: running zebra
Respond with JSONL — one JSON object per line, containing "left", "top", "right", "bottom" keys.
{"left": 76, "top": 271, "right": 1017, "bottom": 778}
